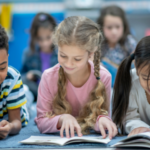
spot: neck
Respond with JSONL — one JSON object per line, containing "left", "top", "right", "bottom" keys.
{"left": 108, "top": 41, "right": 117, "bottom": 48}
{"left": 66, "top": 63, "right": 91, "bottom": 88}
{"left": 41, "top": 47, "right": 53, "bottom": 54}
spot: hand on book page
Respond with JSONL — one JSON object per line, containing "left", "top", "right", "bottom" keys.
{"left": 111, "top": 132, "right": 150, "bottom": 148}
{"left": 98, "top": 117, "right": 118, "bottom": 140}
{"left": 128, "top": 127, "right": 150, "bottom": 137}
{"left": 57, "top": 114, "right": 82, "bottom": 138}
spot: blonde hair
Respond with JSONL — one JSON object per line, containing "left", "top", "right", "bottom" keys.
{"left": 52, "top": 16, "right": 108, "bottom": 134}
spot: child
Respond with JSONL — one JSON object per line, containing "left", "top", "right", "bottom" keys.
{"left": 97, "top": 5, "right": 137, "bottom": 86}
{"left": 21, "top": 12, "right": 58, "bottom": 100}
{"left": 0, "top": 25, "right": 29, "bottom": 139}
{"left": 35, "top": 16, "right": 117, "bottom": 139}
{"left": 112, "top": 36, "right": 150, "bottom": 136}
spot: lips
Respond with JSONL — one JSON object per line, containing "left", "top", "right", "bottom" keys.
{"left": 64, "top": 66, "right": 75, "bottom": 70}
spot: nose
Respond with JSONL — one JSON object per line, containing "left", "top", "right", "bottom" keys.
{"left": 65, "top": 58, "right": 74, "bottom": 68}
{"left": 111, "top": 28, "right": 118, "bottom": 35}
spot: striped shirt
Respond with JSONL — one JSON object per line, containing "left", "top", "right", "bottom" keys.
{"left": 0, "top": 66, "right": 29, "bottom": 126}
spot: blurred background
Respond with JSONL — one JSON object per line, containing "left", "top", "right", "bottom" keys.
{"left": 0, "top": 0, "right": 150, "bottom": 86}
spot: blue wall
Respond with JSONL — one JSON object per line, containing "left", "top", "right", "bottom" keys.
{"left": 8, "top": 12, "right": 64, "bottom": 71}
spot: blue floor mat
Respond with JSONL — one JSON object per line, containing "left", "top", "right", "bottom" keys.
{"left": 0, "top": 104, "right": 127, "bottom": 149}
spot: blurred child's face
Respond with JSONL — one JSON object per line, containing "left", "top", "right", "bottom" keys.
{"left": 103, "top": 15, "right": 124, "bottom": 45}
{"left": 0, "top": 49, "right": 8, "bottom": 84}
{"left": 58, "top": 45, "right": 91, "bottom": 75}
{"left": 137, "top": 65, "right": 150, "bottom": 95}
{"left": 37, "top": 27, "right": 53, "bottom": 53}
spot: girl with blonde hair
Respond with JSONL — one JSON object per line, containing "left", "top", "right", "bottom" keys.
{"left": 35, "top": 16, "right": 117, "bottom": 139}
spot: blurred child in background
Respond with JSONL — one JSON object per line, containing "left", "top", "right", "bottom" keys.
{"left": 97, "top": 5, "right": 137, "bottom": 86}
{"left": 21, "top": 12, "right": 58, "bottom": 101}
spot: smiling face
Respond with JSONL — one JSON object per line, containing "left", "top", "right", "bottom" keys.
{"left": 58, "top": 45, "right": 91, "bottom": 75}
{"left": 103, "top": 15, "right": 124, "bottom": 44}
{"left": 137, "top": 64, "right": 150, "bottom": 95}
{"left": 0, "top": 49, "right": 8, "bottom": 84}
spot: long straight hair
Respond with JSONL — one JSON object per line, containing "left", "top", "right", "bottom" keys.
{"left": 97, "top": 5, "right": 130, "bottom": 46}
{"left": 112, "top": 36, "right": 150, "bottom": 133}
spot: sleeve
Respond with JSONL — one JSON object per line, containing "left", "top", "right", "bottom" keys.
{"left": 124, "top": 91, "right": 150, "bottom": 134}
{"left": 94, "top": 71, "right": 112, "bottom": 132}
{"left": 6, "top": 75, "right": 27, "bottom": 110}
{"left": 20, "top": 49, "right": 30, "bottom": 74}
{"left": 127, "top": 35, "right": 137, "bottom": 54}
{"left": 35, "top": 71, "right": 62, "bottom": 133}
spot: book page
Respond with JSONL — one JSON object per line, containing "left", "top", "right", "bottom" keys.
{"left": 20, "top": 135, "right": 111, "bottom": 146}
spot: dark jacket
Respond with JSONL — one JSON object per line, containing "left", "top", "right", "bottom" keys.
{"left": 21, "top": 48, "right": 58, "bottom": 74}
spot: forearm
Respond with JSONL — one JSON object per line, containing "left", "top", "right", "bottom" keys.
{"left": 9, "top": 120, "right": 22, "bottom": 135}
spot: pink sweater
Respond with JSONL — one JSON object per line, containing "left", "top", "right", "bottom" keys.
{"left": 35, "top": 61, "right": 111, "bottom": 133}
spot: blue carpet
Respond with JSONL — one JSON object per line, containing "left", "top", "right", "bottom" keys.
{"left": 0, "top": 104, "right": 127, "bottom": 149}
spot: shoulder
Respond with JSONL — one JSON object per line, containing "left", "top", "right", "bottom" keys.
{"left": 126, "top": 34, "right": 137, "bottom": 45}
{"left": 41, "top": 63, "right": 60, "bottom": 82}
{"left": 7, "top": 66, "right": 21, "bottom": 79}
{"left": 23, "top": 48, "right": 38, "bottom": 57}
{"left": 1, "top": 66, "right": 21, "bottom": 92}
{"left": 130, "top": 68, "right": 142, "bottom": 93}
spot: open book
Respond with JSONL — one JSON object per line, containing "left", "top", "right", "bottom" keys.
{"left": 20, "top": 135, "right": 110, "bottom": 146}
{"left": 111, "top": 132, "right": 150, "bottom": 148}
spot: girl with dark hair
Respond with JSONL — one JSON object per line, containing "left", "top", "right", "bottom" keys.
{"left": 21, "top": 12, "right": 58, "bottom": 100}
{"left": 112, "top": 36, "right": 150, "bottom": 136}
{"left": 97, "top": 6, "right": 137, "bottom": 86}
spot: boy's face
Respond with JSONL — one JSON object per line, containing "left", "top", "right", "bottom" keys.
{"left": 0, "top": 49, "right": 8, "bottom": 85}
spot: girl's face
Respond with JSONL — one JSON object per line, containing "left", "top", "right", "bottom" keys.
{"left": 58, "top": 45, "right": 91, "bottom": 75}
{"left": 138, "top": 65, "right": 150, "bottom": 95}
{"left": 103, "top": 15, "right": 124, "bottom": 45}
{"left": 37, "top": 27, "right": 53, "bottom": 53}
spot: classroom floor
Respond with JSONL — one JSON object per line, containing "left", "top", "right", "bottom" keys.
{"left": 0, "top": 103, "right": 146, "bottom": 150}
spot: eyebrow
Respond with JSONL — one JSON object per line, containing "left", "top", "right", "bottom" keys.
{"left": 141, "top": 74, "right": 150, "bottom": 77}
{"left": 0, "top": 61, "right": 7, "bottom": 66}
{"left": 59, "top": 51, "right": 84, "bottom": 57}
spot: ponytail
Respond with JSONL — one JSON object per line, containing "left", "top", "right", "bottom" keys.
{"left": 112, "top": 53, "right": 135, "bottom": 134}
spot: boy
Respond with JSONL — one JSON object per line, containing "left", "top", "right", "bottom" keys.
{"left": 0, "top": 25, "right": 29, "bottom": 139}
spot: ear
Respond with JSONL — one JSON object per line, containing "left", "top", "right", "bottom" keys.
{"left": 88, "top": 52, "right": 94, "bottom": 61}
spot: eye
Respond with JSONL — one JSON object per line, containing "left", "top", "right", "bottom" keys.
{"left": 60, "top": 55, "right": 66, "bottom": 58}
{"left": 75, "top": 59, "right": 81, "bottom": 61}
{"left": 143, "top": 78, "right": 150, "bottom": 81}
{"left": 0, "top": 68, "right": 6, "bottom": 71}
{"left": 107, "top": 26, "right": 112, "bottom": 30}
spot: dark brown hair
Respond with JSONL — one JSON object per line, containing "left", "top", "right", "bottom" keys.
{"left": 30, "top": 12, "right": 57, "bottom": 52}
{"left": 97, "top": 5, "right": 130, "bottom": 46}
{"left": 0, "top": 25, "right": 9, "bottom": 53}
{"left": 112, "top": 36, "right": 150, "bottom": 134}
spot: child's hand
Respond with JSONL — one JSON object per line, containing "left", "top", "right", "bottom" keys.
{"left": 0, "top": 120, "right": 12, "bottom": 139}
{"left": 128, "top": 127, "right": 150, "bottom": 137}
{"left": 27, "top": 72, "right": 34, "bottom": 80}
{"left": 98, "top": 117, "right": 117, "bottom": 140}
{"left": 58, "top": 114, "right": 82, "bottom": 138}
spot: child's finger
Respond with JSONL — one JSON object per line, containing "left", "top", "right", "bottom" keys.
{"left": 75, "top": 125, "right": 82, "bottom": 137}
{"left": 0, "top": 120, "right": 7, "bottom": 127}
{"left": 112, "top": 123, "right": 118, "bottom": 137}
{"left": 99, "top": 124, "right": 106, "bottom": 139}
{"left": 65, "top": 125, "right": 70, "bottom": 138}
{"left": 60, "top": 125, "right": 65, "bottom": 138}
{"left": 106, "top": 124, "right": 113, "bottom": 140}
{"left": 70, "top": 124, "right": 74, "bottom": 137}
